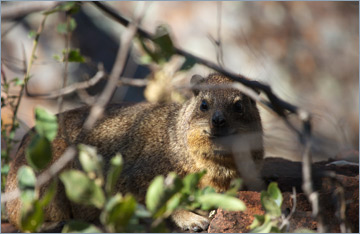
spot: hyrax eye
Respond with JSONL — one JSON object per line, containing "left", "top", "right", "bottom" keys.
{"left": 234, "top": 100, "right": 243, "bottom": 113}
{"left": 200, "top": 100, "right": 209, "bottom": 111}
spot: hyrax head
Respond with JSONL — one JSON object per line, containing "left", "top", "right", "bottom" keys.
{"left": 186, "top": 73, "right": 262, "bottom": 157}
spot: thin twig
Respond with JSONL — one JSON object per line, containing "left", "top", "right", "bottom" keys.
{"left": 83, "top": 2, "right": 147, "bottom": 130}
{"left": 24, "top": 69, "right": 145, "bottom": 99}
{"left": 1, "top": 146, "right": 77, "bottom": 204}
{"left": 280, "top": 187, "right": 297, "bottom": 232}
{"left": 10, "top": 14, "right": 48, "bottom": 135}
{"left": 118, "top": 77, "right": 148, "bottom": 87}
{"left": 1, "top": 1, "right": 61, "bottom": 20}
{"left": 208, "top": 2, "right": 224, "bottom": 68}
{"left": 323, "top": 171, "right": 351, "bottom": 233}
{"left": 1, "top": 63, "right": 8, "bottom": 85}
{"left": 57, "top": 14, "right": 73, "bottom": 145}
{"left": 300, "top": 118, "right": 326, "bottom": 233}
{"left": 25, "top": 67, "right": 106, "bottom": 99}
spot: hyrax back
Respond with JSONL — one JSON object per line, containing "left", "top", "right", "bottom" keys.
{"left": 5, "top": 73, "right": 264, "bottom": 231}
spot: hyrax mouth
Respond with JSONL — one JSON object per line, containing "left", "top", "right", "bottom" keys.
{"left": 201, "top": 129, "right": 238, "bottom": 156}
{"left": 203, "top": 129, "right": 237, "bottom": 139}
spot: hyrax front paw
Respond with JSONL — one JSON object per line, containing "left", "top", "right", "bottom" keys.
{"left": 171, "top": 210, "right": 210, "bottom": 232}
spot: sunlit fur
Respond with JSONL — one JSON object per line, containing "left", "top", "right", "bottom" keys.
{"left": 5, "top": 73, "right": 264, "bottom": 231}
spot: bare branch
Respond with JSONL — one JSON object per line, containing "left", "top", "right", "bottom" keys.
{"left": 208, "top": 2, "right": 225, "bottom": 68}
{"left": 301, "top": 124, "right": 326, "bottom": 233}
{"left": 10, "top": 14, "right": 48, "bottom": 136}
{"left": 323, "top": 171, "right": 352, "bottom": 233}
{"left": 118, "top": 77, "right": 148, "bottom": 87}
{"left": 83, "top": 2, "right": 148, "bottom": 130}
{"left": 1, "top": 2, "right": 60, "bottom": 20}
{"left": 280, "top": 187, "right": 297, "bottom": 232}
{"left": 57, "top": 14, "right": 73, "bottom": 145}
{"left": 24, "top": 68, "right": 146, "bottom": 100}
{"left": 1, "top": 146, "right": 77, "bottom": 204}
{"left": 25, "top": 66, "right": 106, "bottom": 99}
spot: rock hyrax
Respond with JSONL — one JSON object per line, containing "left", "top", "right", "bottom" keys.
{"left": 5, "top": 73, "right": 264, "bottom": 231}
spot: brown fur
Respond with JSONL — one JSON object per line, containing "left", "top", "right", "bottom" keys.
{"left": 5, "top": 73, "right": 264, "bottom": 231}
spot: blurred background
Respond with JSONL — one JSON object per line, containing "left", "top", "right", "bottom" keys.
{"left": 1, "top": 1, "right": 359, "bottom": 162}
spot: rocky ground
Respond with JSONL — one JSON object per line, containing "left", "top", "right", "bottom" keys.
{"left": 2, "top": 157, "right": 358, "bottom": 233}
{"left": 208, "top": 157, "right": 359, "bottom": 233}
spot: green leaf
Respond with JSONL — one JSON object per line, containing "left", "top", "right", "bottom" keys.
{"left": 10, "top": 77, "right": 24, "bottom": 86}
{"left": 201, "top": 186, "right": 216, "bottom": 195}
{"left": 39, "top": 180, "right": 57, "bottom": 207}
{"left": 138, "top": 36, "right": 160, "bottom": 64}
{"left": 101, "top": 194, "right": 137, "bottom": 232}
{"left": 53, "top": 54, "right": 61, "bottom": 62}
{"left": 56, "top": 18, "right": 77, "bottom": 34}
{"left": 60, "top": 170, "right": 105, "bottom": 209}
{"left": 26, "top": 134, "right": 52, "bottom": 171}
{"left": 180, "top": 56, "right": 197, "bottom": 71}
{"left": 17, "top": 166, "right": 36, "bottom": 191}
{"left": 28, "top": 30, "right": 36, "bottom": 39}
{"left": 34, "top": 107, "right": 58, "bottom": 141}
{"left": 146, "top": 175, "right": 165, "bottom": 213}
{"left": 134, "top": 204, "right": 152, "bottom": 218}
{"left": 182, "top": 170, "right": 206, "bottom": 194}
{"left": 105, "top": 154, "right": 123, "bottom": 196}
{"left": 138, "top": 54, "right": 154, "bottom": 65}
{"left": 43, "top": 2, "right": 80, "bottom": 15}
{"left": 260, "top": 191, "right": 281, "bottom": 217}
{"left": 69, "top": 18, "right": 77, "bottom": 31}
{"left": 267, "top": 182, "right": 282, "bottom": 207}
{"left": 250, "top": 214, "right": 273, "bottom": 233}
{"left": 78, "top": 144, "right": 102, "bottom": 174}
{"left": 20, "top": 200, "right": 44, "bottom": 232}
{"left": 17, "top": 166, "right": 37, "bottom": 204}
{"left": 1, "top": 164, "right": 10, "bottom": 175}
{"left": 150, "top": 220, "right": 168, "bottom": 233}
{"left": 126, "top": 215, "right": 147, "bottom": 233}
{"left": 153, "top": 25, "right": 175, "bottom": 62}
{"left": 165, "top": 192, "right": 182, "bottom": 213}
{"left": 225, "top": 178, "right": 242, "bottom": 197}
{"left": 270, "top": 226, "right": 282, "bottom": 233}
{"left": 57, "top": 23, "right": 68, "bottom": 34}
{"left": 67, "top": 49, "right": 85, "bottom": 63}
{"left": 59, "top": 2, "right": 80, "bottom": 14}
{"left": 249, "top": 214, "right": 265, "bottom": 230}
{"left": 62, "top": 220, "right": 102, "bottom": 233}
{"left": 197, "top": 193, "right": 246, "bottom": 211}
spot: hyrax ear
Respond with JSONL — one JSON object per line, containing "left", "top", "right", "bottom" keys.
{"left": 190, "top": 74, "right": 205, "bottom": 96}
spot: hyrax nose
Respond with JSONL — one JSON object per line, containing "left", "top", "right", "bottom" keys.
{"left": 212, "top": 110, "right": 226, "bottom": 127}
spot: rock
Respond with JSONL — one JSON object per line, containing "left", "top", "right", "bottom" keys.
{"left": 1, "top": 222, "right": 17, "bottom": 233}
{"left": 208, "top": 192, "right": 264, "bottom": 233}
{"left": 208, "top": 157, "right": 359, "bottom": 233}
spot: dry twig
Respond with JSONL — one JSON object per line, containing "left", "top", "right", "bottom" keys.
{"left": 1, "top": 146, "right": 77, "bottom": 204}
{"left": 208, "top": 2, "right": 225, "bottom": 68}
{"left": 83, "top": 2, "right": 147, "bottom": 130}
{"left": 25, "top": 66, "right": 106, "bottom": 99}
{"left": 1, "top": 1, "right": 61, "bottom": 20}
{"left": 280, "top": 187, "right": 297, "bottom": 232}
